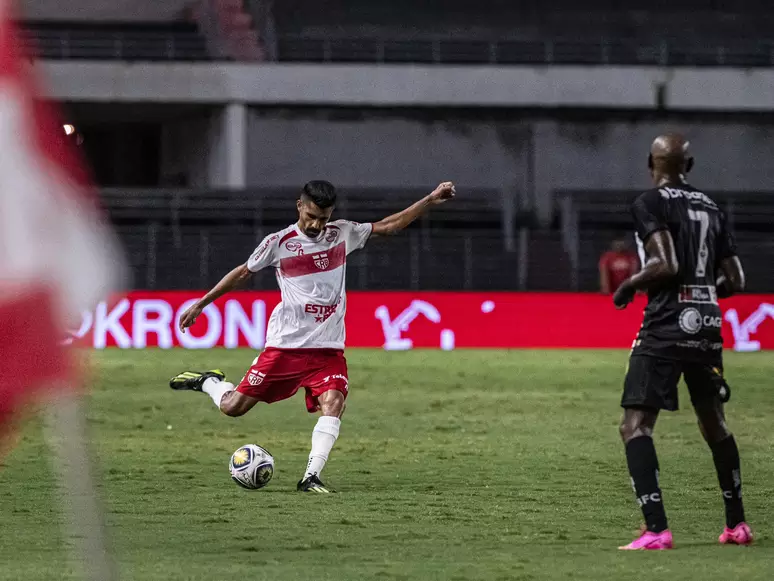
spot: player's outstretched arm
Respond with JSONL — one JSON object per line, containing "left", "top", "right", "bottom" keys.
{"left": 179, "top": 264, "right": 253, "bottom": 332}
{"left": 613, "top": 231, "right": 678, "bottom": 309}
{"left": 370, "top": 182, "right": 455, "bottom": 237}
{"left": 716, "top": 256, "right": 745, "bottom": 298}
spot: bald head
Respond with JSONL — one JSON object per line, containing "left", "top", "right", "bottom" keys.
{"left": 649, "top": 133, "right": 693, "bottom": 184}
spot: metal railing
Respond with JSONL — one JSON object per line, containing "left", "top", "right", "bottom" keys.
{"left": 99, "top": 188, "right": 774, "bottom": 292}
{"left": 115, "top": 224, "right": 530, "bottom": 292}
{"left": 22, "top": 25, "right": 213, "bottom": 61}
{"left": 21, "top": 26, "right": 774, "bottom": 66}
{"left": 277, "top": 34, "right": 774, "bottom": 67}
{"left": 102, "top": 187, "right": 526, "bottom": 291}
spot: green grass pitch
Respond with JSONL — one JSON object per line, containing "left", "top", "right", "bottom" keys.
{"left": 1, "top": 349, "right": 773, "bottom": 580}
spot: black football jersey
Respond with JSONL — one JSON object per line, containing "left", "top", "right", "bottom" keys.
{"left": 630, "top": 183, "right": 737, "bottom": 364}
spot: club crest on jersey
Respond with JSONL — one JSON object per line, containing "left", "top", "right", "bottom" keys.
{"left": 679, "top": 308, "right": 702, "bottom": 335}
{"left": 313, "top": 252, "right": 330, "bottom": 270}
{"left": 247, "top": 371, "right": 266, "bottom": 386}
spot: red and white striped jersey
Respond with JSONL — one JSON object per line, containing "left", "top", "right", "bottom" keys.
{"left": 247, "top": 220, "right": 372, "bottom": 349}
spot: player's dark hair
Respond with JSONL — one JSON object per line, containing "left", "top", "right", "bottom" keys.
{"left": 301, "top": 180, "right": 337, "bottom": 209}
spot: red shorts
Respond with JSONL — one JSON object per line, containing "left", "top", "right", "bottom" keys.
{"left": 236, "top": 348, "right": 349, "bottom": 413}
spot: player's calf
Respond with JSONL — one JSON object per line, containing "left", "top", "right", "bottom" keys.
{"left": 298, "top": 389, "right": 345, "bottom": 492}
{"left": 619, "top": 407, "right": 669, "bottom": 535}
{"left": 694, "top": 399, "right": 748, "bottom": 533}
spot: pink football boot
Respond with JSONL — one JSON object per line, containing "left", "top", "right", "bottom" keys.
{"left": 619, "top": 529, "right": 673, "bottom": 551}
{"left": 719, "top": 523, "right": 753, "bottom": 546}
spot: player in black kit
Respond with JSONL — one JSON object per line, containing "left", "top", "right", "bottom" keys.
{"left": 614, "top": 134, "right": 751, "bottom": 550}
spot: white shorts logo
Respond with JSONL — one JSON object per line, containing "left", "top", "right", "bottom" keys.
{"left": 679, "top": 308, "right": 702, "bottom": 335}
{"left": 247, "top": 371, "right": 266, "bottom": 386}
{"left": 322, "top": 374, "right": 349, "bottom": 391}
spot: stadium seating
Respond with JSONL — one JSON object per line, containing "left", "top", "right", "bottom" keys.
{"left": 101, "top": 187, "right": 520, "bottom": 291}
{"left": 273, "top": 0, "right": 774, "bottom": 66}
{"left": 99, "top": 187, "right": 774, "bottom": 292}
{"left": 20, "top": 1, "right": 774, "bottom": 65}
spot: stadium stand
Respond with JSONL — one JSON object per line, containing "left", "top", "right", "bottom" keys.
{"left": 22, "top": 21, "right": 212, "bottom": 61}
{"left": 20, "top": 0, "right": 264, "bottom": 61}
{"left": 99, "top": 187, "right": 774, "bottom": 293}
{"left": 273, "top": 0, "right": 774, "bottom": 66}
{"left": 19, "top": 0, "right": 774, "bottom": 64}
{"left": 101, "top": 187, "right": 522, "bottom": 291}
{"left": 18, "top": 0, "right": 774, "bottom": 291}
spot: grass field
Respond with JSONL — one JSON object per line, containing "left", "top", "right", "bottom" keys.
{"left": 1, "top": 349, "right": 773, "bottom": 580}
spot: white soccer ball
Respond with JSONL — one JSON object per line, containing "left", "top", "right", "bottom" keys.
{"left": 229, "top": 444, "right": 274, "bottom": 490}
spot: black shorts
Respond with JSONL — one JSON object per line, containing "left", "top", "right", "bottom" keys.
{"left": 622, "top": 355, "right": 725, "bottom": 411}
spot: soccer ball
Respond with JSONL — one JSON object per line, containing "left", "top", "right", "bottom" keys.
{"left": 229, "top": 444, "right": 274, "bottom": 490}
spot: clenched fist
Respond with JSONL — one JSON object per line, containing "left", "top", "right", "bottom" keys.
{"left": 429, "top": 182, "right": 456, "bottom": 204}
{"left": 178, "top": 303, "right": 203, "bottom": 333}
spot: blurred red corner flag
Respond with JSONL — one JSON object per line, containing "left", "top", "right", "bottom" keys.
{"left": 0, "top": 3, "right": 123, "bottom": 447}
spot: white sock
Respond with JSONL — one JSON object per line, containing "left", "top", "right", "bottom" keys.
{"left": 202, "top": 377, "right": 235, "bottom": 409}
{"left": 304, "top": 416, "right": 341, "bottom": 479}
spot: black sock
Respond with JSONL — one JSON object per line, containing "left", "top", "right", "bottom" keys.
{"left": 625, "top": 436, "right": 668, "bottom": 533}
{"left": 710, "top": 435, "right": 745, "bottom": 529}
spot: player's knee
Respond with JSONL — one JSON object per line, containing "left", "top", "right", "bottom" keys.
{"left": 320, "top": 389, "right": 346, "bottom": 417}
{"left": 619, "top": 421, "right": 642, "bottom": 443}
{"left": 220, "top": 396, "right": 247, "bottom": 418}
{"left": 322, "top": 400, "right": 344, "bottom": 418}
{"left": 619, "top": 413, "right": 653, "bottom": 443}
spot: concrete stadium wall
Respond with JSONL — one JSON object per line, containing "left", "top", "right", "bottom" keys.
{"left": 245, "top": 112, "right": 774, "bottom": 222}
{"left": 161, "top": 105, "right": 246, "bottom": 189}
{"left": 245, "top": 113, "right": 532, "bottom": 194}
{"left": 38, "top": 62, "right": 774, "bottom": 111}
{"left": 39, "top": 62, "right": 774, "bottom": 216}
{"left": 20, "top": 0, "right": 192, "bottom": 22}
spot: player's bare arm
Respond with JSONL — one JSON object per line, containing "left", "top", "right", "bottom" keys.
{"left": 716, "top": 256, "right": 746, "bottom": 298}
{"left": 613, "top": 230, "right": 678, "bottom": 309}
{"left": 370, "top": 181, "right": 455, "bottom": 237}
{"left": 179, "top": 263, "right": 253, "bottom": 332}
